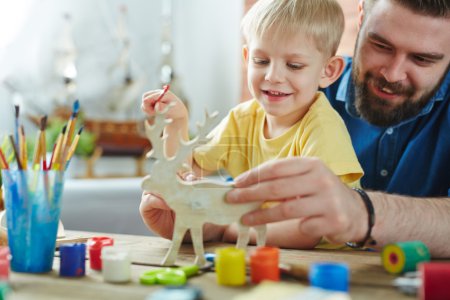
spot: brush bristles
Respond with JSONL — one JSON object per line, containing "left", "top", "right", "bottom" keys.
{"left": 73, "top": 99, "right": 80, "bottom": 114}
{"left": 14, "top": 105, "right": 20, "bottom": 118}
{"left": 77, "top": 126, "right": 84, "bottom": 135}
{"left": 40, "top": 115, "right": 48, "bottom": 131}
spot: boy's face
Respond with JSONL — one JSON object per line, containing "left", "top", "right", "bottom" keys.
{"left": 352, "top": 0, "right": 450, "bottom": 126}
{"left": 244, "top": 30, "right": 329, "bottom": 126}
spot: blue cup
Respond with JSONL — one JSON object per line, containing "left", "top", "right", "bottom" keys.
{"left": 2, "top": 169, "right": 65, "bottom": 273}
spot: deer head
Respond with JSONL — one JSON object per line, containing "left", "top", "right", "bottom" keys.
{"left": 141, "top": 104, "right": 219, "bottom": 197}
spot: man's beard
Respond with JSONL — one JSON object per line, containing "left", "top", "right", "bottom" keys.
{"left": 352, "top": 69, "right": 436, "bottom": 127}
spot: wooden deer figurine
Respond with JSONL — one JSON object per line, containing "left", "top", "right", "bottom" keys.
{"left": 141, "top": 106, "right": 266, "bottom": 266}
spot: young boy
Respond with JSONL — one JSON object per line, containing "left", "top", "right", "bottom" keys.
{"left": 141, "top": 0, "right": 363, "bottom": 249}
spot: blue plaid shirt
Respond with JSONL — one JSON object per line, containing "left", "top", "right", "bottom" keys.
{"left": 323, "top": 57, "right": 450, "bottom": 197}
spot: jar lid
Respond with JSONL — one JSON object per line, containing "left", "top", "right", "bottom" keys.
{"left": 309, "top": 262, "right": 349, "bottom": 292}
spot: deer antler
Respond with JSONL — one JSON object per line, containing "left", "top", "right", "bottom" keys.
{"left": 171, "top": 110, "right": 219, "bottom": 168}
{"left": 144, "top": 104, "right": 174, "bottom": 160}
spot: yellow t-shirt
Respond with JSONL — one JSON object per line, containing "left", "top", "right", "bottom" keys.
{"left": 193, "top": 91, "right": 363, "bottom": 187}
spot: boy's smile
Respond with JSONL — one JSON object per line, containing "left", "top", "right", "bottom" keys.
{"left": 262, "top": 89, "right": 293, "bottom": 102}
{"left": 244, "top": 30, "right": 329, "bottom": 136}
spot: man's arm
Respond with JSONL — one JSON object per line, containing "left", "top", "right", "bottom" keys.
{"left": 369, "top": 192, "right": 450, "bottom": 257}
{"left": 226, "top": 157, "right": 450, "bottom": 258}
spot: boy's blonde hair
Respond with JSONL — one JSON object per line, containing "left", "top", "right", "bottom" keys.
{"left": 241, "top": 0, "right": 345, "bottom": 57}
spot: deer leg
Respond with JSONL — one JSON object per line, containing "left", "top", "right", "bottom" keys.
{"left": 190, "top": 226, "right": 207, "bottom": 266}
{"left": 162, "top": 224, "right": 188, "bottom": 266}
{"left": 255, "top": 224, "right": 267, "bottom": 246}
{"left": 236, "top": 223, "right": 250, "bottom": 249}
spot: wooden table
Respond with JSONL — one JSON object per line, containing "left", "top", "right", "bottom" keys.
{"left": 6, "top": 231, "right": 413, "bottom": 300}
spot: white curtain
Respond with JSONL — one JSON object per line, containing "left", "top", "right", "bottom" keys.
{"left": 0, "top": 0, "right": 243, "bottom": 133}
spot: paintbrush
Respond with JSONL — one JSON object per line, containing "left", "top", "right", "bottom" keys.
{"left": 40, "top": 116, "right": 48, "bottom": 170}
{"left": 59, "top": 100, "right": 79, "bottom": 169}
{"left": 279, "top": 263, "right": 309, "bottom": 281}
{"left": 14, "top": 105, "right": 20, "bottom": 150}
{"left": 9, "top": 135, "right": 22, "bottom": 170}
{"left": 31, "top": 116, "right": 44, "bottom": 169}
{"left": 63, "top": 99, "right": 80, "bottom": 152}
{"left": 153, "top": 84, "right": 170, "bottom": 112}
{"left": 0, "top": 148, "right": 9, "bottom": 169}
{"left": 50, "top": 125, "right": 67, "bottom": 170}
{"left": 65, "top": 126, "right": 83, "bottom": 169}
{"left": 156, "top": 84, "right": 170, "bottom": 103}
{"left": 20, "top": 125, "right": 27, "bottom": 170}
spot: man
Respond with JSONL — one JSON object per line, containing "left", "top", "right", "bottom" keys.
{"left": 226, "top": 0, "right": 450, "bottom": 257}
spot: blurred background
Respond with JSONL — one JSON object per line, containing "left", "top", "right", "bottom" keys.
{"left": 0, "top": 0, "right": 357, "bottom": 235}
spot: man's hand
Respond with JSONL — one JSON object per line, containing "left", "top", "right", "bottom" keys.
{"left": 226, "top": 157, "right": 368, "bottom": 244}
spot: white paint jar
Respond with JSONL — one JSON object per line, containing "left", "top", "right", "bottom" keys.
{"left": 101, "top": 246, "right": 131, "bottom": 283}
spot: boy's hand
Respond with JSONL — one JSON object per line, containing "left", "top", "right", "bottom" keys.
{"left": 139, "top": 192, "right": 176, "bottom": 240}
{"left": 141, "top": 89, "right": 188, "bottom": 122}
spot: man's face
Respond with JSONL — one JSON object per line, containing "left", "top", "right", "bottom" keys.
{"left": 352, "top": 0, "right": 450, "bottom": 127}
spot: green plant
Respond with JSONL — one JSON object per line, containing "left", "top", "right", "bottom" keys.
{"left": 30, "top": 118, "right": 96, "bottom": 158}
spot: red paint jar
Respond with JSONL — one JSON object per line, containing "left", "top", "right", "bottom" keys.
{"left": 419, "top": 262, "right": 450, "bottom": 300}
{"left": 88, "top": 236, "right": 114, "bottom": 271}
{"left": 0, "top": 247, "right": 9, "bottom": 280}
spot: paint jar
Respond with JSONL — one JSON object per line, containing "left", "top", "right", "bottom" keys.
{"left": 2, "top": 170, "right": 64, "bottom": 273}
{"left": 419, "top": 262, "right": 450, "bottom": 300}
{"left": 382, "top": 241, "right": 430, "bottom": 274}
{"left": 88, "top": 236, "right": 114, "bottom": 271}
{"left": 101, "top": 246, "right": 131, "bottom": 283}
{"left": 59, "top": 243, "right": 86, "bottom": 277}
{"left": 250, "top": 246, "right": 280, "bottom": 284}
{"left": 309, "top": 262, "right": 350, "bottom": 292}
{"left": 0, "top": 247, "right": 10, "bottom": 280}
{"left": 215, "top": 247, "right": 246, "bottom": 286}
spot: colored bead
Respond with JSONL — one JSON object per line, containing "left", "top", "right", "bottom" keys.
{"left": 88, "top": 236, "right": 114, "bottom": 271}
{"left": 309, "top": 262, "right": 350, "bottom": 292}
{"left": 382, "top": 241, "right": 430, "bottom": 274}
{"left": 215, "top": 247, "right": 246, "bottom": 286}
{"left": 101, "top": 246, "right": 131, "bottom": 283}
{"left": 59, "top": 243, "right": 86, "bottom": 277}
{"left": 250, "top": 246, "right": 280, "bottom": 284}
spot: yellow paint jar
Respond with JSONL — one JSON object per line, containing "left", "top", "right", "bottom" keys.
{"left": 215, "top": 247, "right": 246, "bottom": 286}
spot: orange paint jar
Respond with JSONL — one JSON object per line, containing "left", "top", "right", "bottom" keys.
{"left": 250, "top": 246, "right": 280, "bottom": 284}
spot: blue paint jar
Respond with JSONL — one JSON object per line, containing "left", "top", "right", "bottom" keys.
{"left": 59, "top": 243, "right": 86, "bottom": 277}
{"left": 309, "top": 262, "right": 349, "bottom": 292}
